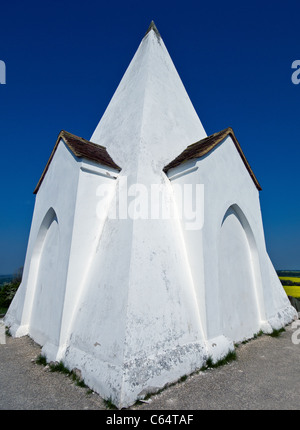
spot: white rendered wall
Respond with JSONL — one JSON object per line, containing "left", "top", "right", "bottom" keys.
{"left": 68, "top": 28, "right": 211, "bottom": 406}
{"left": 168, "top": 135, "right": 297, "bottom": 344}
{"left": 91, "top": 29, "right": 207, "bottom": 174}
{"left": 5, "top": 142, "right": 122, "bottom": 360}
{"left": 5, "top": 140, "right": 80, "bottom": 349}
{"left": 5, "top": 26, "right": 297, "bottom": 409}
{"left": 61, "top": 171, "right": 208, "bottom": 408}
{"left": 56, "top": 159, "right": 120, "bottom": 361}
{"left": 29, "top": 213, "right": 62, "bottom": 346}
{"left": 218, "top": 207, "right": 260, "bottom": 341}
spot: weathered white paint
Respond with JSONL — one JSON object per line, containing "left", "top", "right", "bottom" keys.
{"left": 168, "top": 135, "right": 297, "bottom": 345}
{"left": 6, "top": 140, "right": 80, "bottom": 344}
{"left": 218, "top": 206, "right": 260, "bottom": 342}
{"left": 29, "top": 211, "right": 61, "bottom": 346}
{"left": 5, "top": 24, "right": 297, "bottom": 408}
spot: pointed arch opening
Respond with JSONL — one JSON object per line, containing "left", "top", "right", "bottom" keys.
{"left": 26, "top": 208, "right": 62, "bottom": 346}
{"left": 218, "top": 204, "right": 262, "bottom": 342}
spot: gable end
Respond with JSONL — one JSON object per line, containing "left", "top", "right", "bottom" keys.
{"left": 163, "top": 127, "right": 262, "bottom": 191}
{"left": 33, "top": 130, "right": 122, "bottom": 194}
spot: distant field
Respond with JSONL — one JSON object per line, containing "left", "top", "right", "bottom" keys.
{"left": 279, "top": 276, "right": 300, "bottom": 283}
{"left": 278, "top": 275, "right": 300, "bottom": 298}
{"left": 282, "top": 286, "right": 300, "bottom": 298}
{"left": 277, "top": 271, "right": 300, "bottom": 277}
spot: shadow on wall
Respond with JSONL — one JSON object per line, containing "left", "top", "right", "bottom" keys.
{"left": 218, "top": 204, "right": 262, "bottom": 342}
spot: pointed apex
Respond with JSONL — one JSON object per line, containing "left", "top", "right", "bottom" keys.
{"left": 144, "top": 20, "right": 161, "bottom": 39}
{"left": 91, "top": 21, "right": 207, "bottom": 163}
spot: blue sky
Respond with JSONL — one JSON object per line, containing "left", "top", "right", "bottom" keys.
{"left": 0, "top": 0, "right": 299, "bottom": 274}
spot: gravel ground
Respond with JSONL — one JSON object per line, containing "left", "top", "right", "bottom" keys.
{"left": 1, "top": 321, "right": 300, "bottom": 410}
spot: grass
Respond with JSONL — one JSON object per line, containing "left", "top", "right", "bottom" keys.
{"left": 238, "top": 330, "right": 264, "bottom": 345}
{"left": 103, "top": 397, "right": 118, "bottom": 409}
{"left": 49, "top": 360, "right": 70, "bottom": 375}
{"left": 35, "top": 354, "right": 89, "bottom": 389}
{"left": 254, "top": 330, "right": 264, "bottom": 339}
{"left": 32, "top": 318, "right": 286, "bottom": 409}
{"left": 205, "top": 350, "right": 237, "bottom": 369}
{"left": 71, "top": 373, "right": 87, "bottom": 388}
{"left": 134, "top": 348, "right": 238, "bottom": 407}
{"left": 237, "top": 327, "right": 285, "bottom": 344}
{"left": 36, "top": 354, "right": 47, "bottom": 366}
{"left": 268, "top": 327, "right": 285, "bottom": 337}
{"left": 134, "top": 325, "right": 288, "bottom": 408}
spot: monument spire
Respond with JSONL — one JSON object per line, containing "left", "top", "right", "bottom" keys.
{"left": 90, "top": 20, "right": 207, "bottom": 172}
{"left": 5, "top": 21, "right": 296, "bottom": 410}
{"left": 144, "top": 20, "right": 161, "bottom": 39}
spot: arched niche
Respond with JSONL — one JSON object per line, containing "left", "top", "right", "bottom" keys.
{"left": 218, "top": 204, "right": 262, "bottom": 342}
{"left": 27, "top": 208, "right": 63, "bottom": 346}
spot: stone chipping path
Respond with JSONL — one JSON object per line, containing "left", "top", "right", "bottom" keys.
{"left": 1, "top": 321, "right": 300, "bottom": 410}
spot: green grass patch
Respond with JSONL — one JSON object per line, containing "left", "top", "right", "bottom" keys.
{"left": 268, "top": 327, "right": 285, "bottom": 337}
{"left": 253, "top": 330, "right": 264, "bottom": 339}
{"left": 134, "top": 349, "right": 238, "bottom": 407}
{"left": 35, "top": 354, "right": 88, "bottom": 389}
{"left": 103, "top": 397, "right": 118, "bottom": 409}
{"left": 206, "top": 350, "right": 237, "bottom": 368}
{"left": 238, "top": 330, "right": 265, "bottom": 345}
{"left": 71, "top": 372, "right": 88, "bottom": 388}
{"left": 36, "top": 354, "right": 47, "bottom": 366}
{"left": 49, "top": 360, "right": 70, "bottom": 375}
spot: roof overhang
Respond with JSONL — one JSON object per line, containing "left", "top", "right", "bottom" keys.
{"left": 33, "top": 130, "right": 121, "bottom": 194}
{"left": 163, "top": 127, "right": 262, "bottom": 191}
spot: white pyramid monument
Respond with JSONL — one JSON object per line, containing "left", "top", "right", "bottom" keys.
{"left": 5, "top": 22, "right": 297, "bottom": 408}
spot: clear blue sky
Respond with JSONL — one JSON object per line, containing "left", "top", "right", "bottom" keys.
{"left": 0, "top": 0, "right": 299, "bottom": 274}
